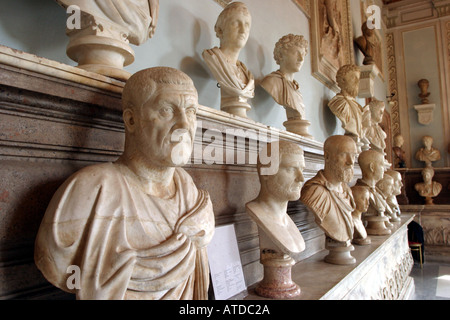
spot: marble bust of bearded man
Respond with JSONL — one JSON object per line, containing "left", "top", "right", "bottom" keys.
{"left": 35, "top": 67, "right": 215, "bottom": 300}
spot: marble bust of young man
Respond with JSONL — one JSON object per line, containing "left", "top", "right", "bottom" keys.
{"left": 300, "top": 135, "right": 356, "bottom": 244}
{"left": 34, "top": 67, "right": 215, "bottom": 300}
{"left": 328, "top": 64, "right": 368, "bottom": 152}
{"left": 202, "top": 1, "right": 255, "bottom": 118}
{"left": 415, "top": 135, "right": 441, "bottom": 167}
{"left": 246, "top": 140, "right": 305, "bottom": 298}
{"left": 260, "top": 34, "right": 308, "bottom": 121}
{"left": 260, "top": 34, "right": 312, "bottom": 138}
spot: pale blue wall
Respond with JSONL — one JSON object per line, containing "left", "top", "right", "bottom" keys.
{"left": 403, "top": 26, "right": 445, "bottom": 168}
{"left": 0, "top": 0, "right": 384, "bottom": 143}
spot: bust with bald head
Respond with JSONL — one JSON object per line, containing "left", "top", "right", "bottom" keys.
{"left": 35, "top": 67, "right": 215, "bottom": 300}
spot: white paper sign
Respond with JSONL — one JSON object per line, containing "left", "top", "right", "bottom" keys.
{"left": 207, "top": 224, "right": 247, "bottom": 300}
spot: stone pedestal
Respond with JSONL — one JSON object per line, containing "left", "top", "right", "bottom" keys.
{"left": 283, "top": 119, "right": 314, "bottom": 139}
{"left": 413, "top": 104, "right": 435, "bottom": 125}
{"left": 66, "top": 35, "right": 134, "bottom": 81}
{"left": 64, "top": 14, "right": 136, "bottom": 81}
{"left": 365, "top": 215, "right": 392, "bottom": 236}
{"left": 324, "top": 237, "right": 356, "bottom": 265}
{"left": 358, "top": 64, "right": 380, "bottom": 98}
{"left": 352, "top": 236, "right": 371, "bottom": 246}
{"left": 246, "top": 214, "right": 416, "bottom": 300}
{"left": 255, "top": 254, "right": 301, "bottom": 299}
{"left": 221, "top": 96, "right": 251, "bottom": 118}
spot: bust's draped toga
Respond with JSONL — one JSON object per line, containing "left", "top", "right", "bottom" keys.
{"left": 35, "top": 162, "right": 215, "bottom": 300}
{"left": 260, "top": 70, "right": 306, "bottom": 119}
{"left": 300, "top": 170, "right": 355, "bottom": 242}
{"left": 202, "top": 47, "right": 255, "bottom": 104}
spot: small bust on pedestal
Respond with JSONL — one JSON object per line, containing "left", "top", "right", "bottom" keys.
{"left": 415, "top": 135, "right": 441, "bottom": 168}
{"left": 202, "top": 2, "right": 255, "bottom": 118}
{"left": 355, "top": 150, "right": 392, "bottom": 236}
{"left": 376, "top": 174, "right": 400, "bottom": 223}
{"left": 364, "top": 99, "right": 387, "bottom": 157}
{"left": 350, "top": 186, "right": 371, "bottom": 246}
{"left": 415, "top": 167, "right": 442, "bottom": 205}
{"left": 384, "top": 170, "right": 404, "bottom": 221}
{"left": 246, "top": 140, "right": 306, "bottom": 299}
{"left": 300, "top": 135, "right": 357, "bottom": 265}
{"left": 260, "top": 34, "right": 313, "bottom": 139}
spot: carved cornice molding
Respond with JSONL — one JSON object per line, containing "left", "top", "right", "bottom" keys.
{"left": 383, "top": 0, "right": 450, "bottom": 29}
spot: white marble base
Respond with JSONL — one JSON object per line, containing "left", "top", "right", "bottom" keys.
{"left": 358, "top": 64, "right": 380, "bottom": 99}
{"left": 414, "top": 103, "right": 435, "bottom": 125}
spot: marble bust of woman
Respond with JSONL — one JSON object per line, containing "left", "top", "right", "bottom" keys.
{"left": 202, "top": 2, "right": 254, "bottom": 118}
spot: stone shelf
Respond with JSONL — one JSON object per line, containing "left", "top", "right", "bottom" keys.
{"left": 245, "top": 214, "right": 415, "bottom": 300}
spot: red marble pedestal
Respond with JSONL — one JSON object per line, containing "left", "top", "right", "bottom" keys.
{"left": 255, "top": 255, "right": 301, "bottom": 299}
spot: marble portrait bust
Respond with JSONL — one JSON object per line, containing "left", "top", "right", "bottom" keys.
{"left": 415, "top": 135, "right": 441, "bottom": 167}
{"left": 384, "top": 169, "right": 403, "bottom": 221}
{"left": 418, "top": 79, "right": 430, "bottom": 104}
{"left": 393, "top": 134, "right": 406, "bottom": 168}
{"left": 375, "top": 174, "right": 397, "bottom": 223}
{"left": 260, "top": 34, "right": 312, "bottom": 139}
{"left": 350, "top": 185, "right": 371, "bottom": 245}
{"left": 415, "top": 166, "right": 442, "bottom": 205}
{"left": 202, "top": 2, "right": 255, "bottom": 118}
{"left": 300, "top": 135, "right": 357, "bottom": 264}
{"left": 328, "top": 64, "right": 368, "bottom": 152}
{"left": 56, "top": 0, "right": 159, "bottom": 80}
{"left": 246, "top": 140, "right": 305, "bottom": 298}
{"left": 354, "top": 21, "right": 376, "bottom": 66}
{"left": 34, "top": 67, "right": 215, "bottom": 300}
{"left": 364, "top": 99, "right": 387, "bottom": 155}
{"left": 355, "top": 150, "right": 392, "bottom": 235}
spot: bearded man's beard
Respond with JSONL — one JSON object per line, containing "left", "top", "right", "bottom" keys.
{"left": 332, "top": 164, "right": 354, "bottom": 183}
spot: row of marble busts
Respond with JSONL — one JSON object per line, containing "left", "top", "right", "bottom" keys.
{"left": 392, "top": 133, "right": 443, "bottom": 204}
{"left": 202, "top": 2, "right": 313, "bottom": 138}
{"left": 246, "top": 136, "right": 404, "bottom": 299}
{"left": 32, "top": 65, "right": 406, "bottom": 300}
{"left": 202, "top": 2, "right": 390, "bottom": 158}
{"left": 33, "top": 1, "right": 404, "bottom": 301}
